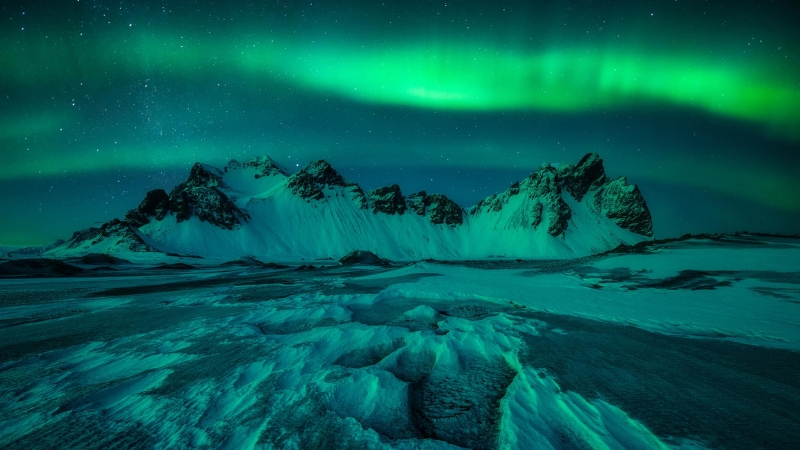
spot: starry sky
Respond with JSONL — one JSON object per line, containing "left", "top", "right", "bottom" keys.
{"left": 2, "top": 0, "right": 799, "bottom": 246}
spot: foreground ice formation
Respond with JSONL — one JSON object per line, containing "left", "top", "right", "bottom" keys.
{"left": 44, "top": 153, "right": 652, "bottom": 261}
{"left": 1, "top": 235, "right": 799, "bottom": 449}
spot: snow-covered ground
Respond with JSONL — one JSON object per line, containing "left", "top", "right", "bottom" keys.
{"left": 1, "top": 235, "right": 799, "bottom": 449}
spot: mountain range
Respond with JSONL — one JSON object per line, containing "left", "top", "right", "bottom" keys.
{"left": 44, "top": 152, "right": 653, "bottom": 261}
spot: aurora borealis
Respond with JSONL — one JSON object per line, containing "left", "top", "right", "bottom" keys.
{"left": 2, "top": 0, "right": 799, "bottom": 245}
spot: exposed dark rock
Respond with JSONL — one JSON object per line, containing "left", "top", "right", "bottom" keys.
{"left": 0, "top": 258, "right": 85, "bottom": 277}
{"left": 523, "top": 164, "right": 571, "bottom": 237}
{"left": 124, "top": 189, "right": 170, "bottom": 227}
{"left": 168, "top": 163, "right": 248, "bottom": 229}
{"left": 226, "top": 155, "right": 287, "bottom": 178}
{"left": 593, "top": 176, "right": 654, "bottom": 237}
{"left": 471, "top": 152, "right": 652, "bottom": 238}
{"left": 286, "top": 171, "right": 324, "bottom": 201}
{"left": 546, "top": 196, "right": 572, "bottom": 237}
{"left": 338, "top": 250, "right": 392, "bottom": 266}
{"left": 219, "top": 256, "right": 288, "bottom": 269}
{"left": 286, "top": 160, "right": 368, "bottom": 209}
{"left": 406, "top": 191, "right": 427, "bottom": 216}
{"left": 367, "top": 184, "right": 407, "bottom": 215}
{"left": 425, "top": 194, "right": 463, "bottom": 226}
{"left": 560, "top": 152, "right": 607, "bottom": 202}
{"left": 531, "top": 201, "right": 543, "bottom": 228}
{"left": 305, "top": 160, "right": 347, "bottom": 186}
{"left": 63, "top": 219, "right": 157, "bottom": 253}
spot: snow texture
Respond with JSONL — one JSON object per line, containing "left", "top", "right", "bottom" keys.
{"left": 1, "top": 235, "right": 799, "bottom": 449}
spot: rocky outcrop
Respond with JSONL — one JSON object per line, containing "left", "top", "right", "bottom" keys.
{"left": 471, "top": 152, "right": 651, "bottom": 238}
{"left": 593, "top": 176, "right": 654, "bottom": 237}
{"left": 226, "top": 155, "right": 287, "bottom": 178}
{"left": 124, "top": 189, "right": 170, "bottom": 227}
{"left": 286, "top": 171, "right": 324, "bottom": 201}
{"left": 168, "top": 163, "right": 248, "bottom": 229}
{"left": 63, "top": 219, "right": 157, "bottom": 253}
{"left": 403, "top": 191, "right": 463, "bottom": 226}
{"left": 286, "top": 160, "right": 368, "bottom": 209}
{"left": 531, "top": 201, "right": 543, "bottom": 229}
{"left": 522, "top": 164, "right": 571, "bottom": 237}
{"left": 338, "top": 250, "right": 392, "bottom": 266}
{"left": 559, "top": 152, "right": 607, "bottom": 201}
{"left": 367, "top": 184, "right": 407, "bottom": 215}
{"left": 406, "top": 191, "right": 427, "bottom": 216}
{"left": 425, "top": 194, "right": 463, "bottom": 226}
{"left": 304, "top": 160, "right": 348, "bottom": 186}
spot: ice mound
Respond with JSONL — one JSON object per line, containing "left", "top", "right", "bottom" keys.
{"left": 338, "top": 250, "right": 392, "bottom": 266}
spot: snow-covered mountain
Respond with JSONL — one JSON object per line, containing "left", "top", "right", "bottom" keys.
{"left": 45, "top": 153, "right": 653, "bottom": 261}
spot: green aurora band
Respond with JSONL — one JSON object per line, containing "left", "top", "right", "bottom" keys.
{"left": 4, "top": 31, "right": 799, "bottom": 140}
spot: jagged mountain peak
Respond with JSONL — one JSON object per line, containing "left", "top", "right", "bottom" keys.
{"left": 286, "top": 159, "right": 367, "bottom": 208}
{"left": 367, "top": 184, "right": 407, "bottom": 215}
{"left": 188, "top": 163, "right": 225, "bottom": 185}
{"left": 471, "top": 152, "right": 650, "bottom": 238}
{"left": 226, "top": 155, "right": 288, "bottom": 178}
{"left": 301, "top": 159, "right": 348, "bottom": 186}
{"left": 124, "top": 189, "right": 170, "bottom": 227}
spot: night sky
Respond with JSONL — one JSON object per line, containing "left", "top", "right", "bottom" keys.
{"left": 2, "top": 0, "right": 799, "bottom": 246}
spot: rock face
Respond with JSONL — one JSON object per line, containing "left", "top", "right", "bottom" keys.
{"left": 168, "top": 163, "right": 248, "bottom": 229}
{"left": 472, "top": 152, "right": 653, "bottom": 238}
{"left": 226, "top": 155, "right": 287, "bottom": 178}
{"left": 286, "top": 160, "right": 368, "bottom": 209}
{"left": 124, "top": 189, "right": 170, "bottom": 227}
{"left": 367, "top": 184, "right": 407, "bottom": 215}
{"left": 425, "top": 194, "right": 464, "bottom": 226}
{"left": 399, "top": 191, "right": 463, "bottom": 226}
{"left": 593, "top": 176, "right": 654, "bottom": 237}
{"left": 338, "top": 250, "right": 391, "bottom": 266}
{"left": 62, "top": 219, "right": 157, "bottom": 253}
{"left": 560, "top": 152, "right": 607, "bottom": 202}
{"left": 406, "top": 191, "right": 427, "bottom": 216}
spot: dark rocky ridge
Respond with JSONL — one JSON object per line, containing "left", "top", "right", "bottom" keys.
{"left": 225, "top": 155, "right": 287, "bottom": 178}
{"left": 367, "top": 184, "right": 407, "bottom": 215}
{"left": 286, "top": 160, "right": 368, "bottom": 209}
{"left": 472, "top": 152, "right": 653, "bottom": 237}
{"left": 400, "top": 191, "right": 464, "bottom": 226}
{"left": 593, "top": 176, "right": 653, "bottom": 237}
{"left": 168, "top": 163, "right": 248, "bottom": 229}
{"left": 124, "top": 189, "right": 170, "bottom": 227}
{"left": 425, "top": 193, "right": 464, "bottom": 226}
{"left": 63, "top": 219, "right": 157, "bottom": 253}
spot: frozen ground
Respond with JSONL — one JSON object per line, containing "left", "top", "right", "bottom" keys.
{"left": 1, "top": 235, "right": 799, "bottom": 449}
